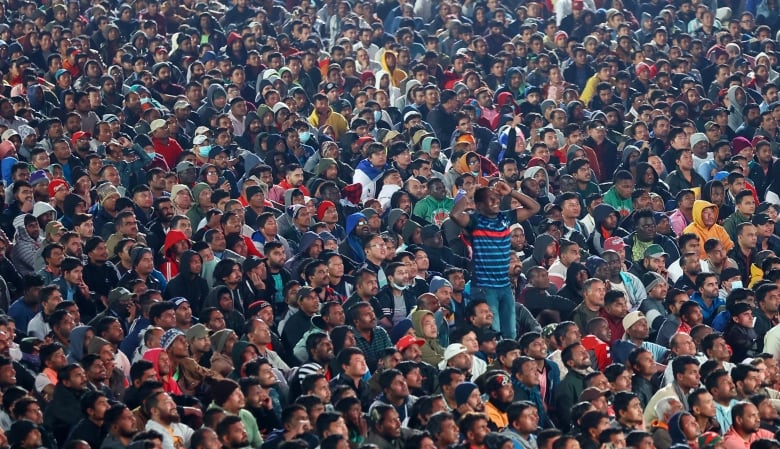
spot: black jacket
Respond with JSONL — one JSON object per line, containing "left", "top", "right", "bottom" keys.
{"left": 44, "top": 384, "right": 86, "bottom": 445}
{"left": 164, "top": 250, "right": 209, "bottom": 315}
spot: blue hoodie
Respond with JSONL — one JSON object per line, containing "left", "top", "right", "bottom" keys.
{"left": 344, "top": 212, "right": 367, "bottom": 264}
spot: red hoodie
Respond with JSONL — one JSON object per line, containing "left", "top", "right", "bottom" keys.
{"left": 159, "top": 230, "right": 189, "bottom": 280}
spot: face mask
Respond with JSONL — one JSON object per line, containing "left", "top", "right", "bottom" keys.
{"left": 390, "top": 280, "right": 408, "bottom": 291}
{"left": 148, "top": 152, "right": 157, "bottom": 159}
{"left": 299, "top": 131, "right": 311, "bottom": 143}
{"left": 472, "top": 171, "right": 479, "bottom": 176}
{"left": 373, "top": 110, "right": 382, "bottom": 122}
{"left": 198, "top": 145, "right": 212, "bottom": 157}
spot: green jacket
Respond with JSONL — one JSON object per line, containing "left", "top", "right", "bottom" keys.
{"left": 207, "top": 403, "right": 263, "bottom": 448}
{"left": 554, "top": 369, "right": 588, "bottom": 431}
{"left": 722, "top": 211, "right": 750, "bottom": 244}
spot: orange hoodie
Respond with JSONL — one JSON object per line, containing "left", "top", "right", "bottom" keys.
{"left": 682, "top": 200, "right": 734, "bottom": 258}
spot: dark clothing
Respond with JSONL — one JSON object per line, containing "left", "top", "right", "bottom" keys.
{"left": 427, "top": 105, "right": 457, "bottom": 142}
{"left": 632, "top": 374, "right": 657, "bottom": 408}
{"left": 519, "top": 287, "right": 577, "bottom": 319}
{"left": 67, "top": 418, "right": 106, "bottom": 449}
{"left": 727, "top": 246, "right": 757, "bottom": 286}
{"left": 44, "top": 384, "right": 86, "bottom": 445}
{"left": 82, "top": 261, "right": 120, "bottom": 304}
{"left": 281, "top": 310, "right": 315, "bottom": 356}
{"left": 754, "top": 307, "right": 778, "bottom": 353}
{"left": 553, "top": 369, "right": 587, "bottom": 431}
{"left": 330, "top": 374, "right": 374, "bottom": 410}
{"left": 163, "top": 250, "right": 209, "bottom": 315}
{"left": 724, "top": 324, "right": 758, "bottom": 362}
{"left": 420, "top": 244, "right": 470, "bottom": 273}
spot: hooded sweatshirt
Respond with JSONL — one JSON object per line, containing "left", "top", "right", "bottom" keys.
{"left": 524, "top": 166, "right": 555, "bottom": 204}
{"left": 159, "top": 230, "right": 190, "bottom": 281}
{"left": 682, "top": 200, "right": 734, "bottom": 258}
{"left": 727, "top": 85, "right": 747, "bottom": 132}
{"left": 411, "top": 310, "right": 444, "bottom": 366}
{"left": 522, "top": 234, "right": 557, "bottom": 275}
{"left": 67, "top": 325, "right": 92, "bottom": 364}
{"left": 198, "top": 83, "right": 227, "bottom": 123}
{"left": 142, "top": 348, "right": 183, "bottom": 395}
{"left": 164, "top": 250, "right": 209, "bottom": 314}
{"left": 204, "top": 285, "right": 246, "bottom": 332}
{"left": 11, "top": 223, "right": 41, "bottom": 276}
{"left": 186, "top": 183, "right": 212, "bottom": 228}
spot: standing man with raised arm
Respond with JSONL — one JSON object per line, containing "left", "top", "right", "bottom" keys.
{"left": 450, "top": 181, "right": 539, "bottom": 339}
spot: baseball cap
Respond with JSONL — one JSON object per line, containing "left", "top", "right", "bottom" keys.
{"left": 186, "top": 323, "right": 210, "bottom": 341}
{"left": 438, "top": 343, "right": 468, "bottom": 369}
{"left": 396, "top": 335, "right": 425, "bottom": 352}
{"left": 622, "top": 311, "right": 646, "bottom": 332}
{"left": 150, "top": 119, "right": 167, "bottom": 133}
{"left": 604, "top": 236, "right": 628, "bottom": 252}
{"left": 644, "top": 244, "right": 667, "bottom": 259}
{"left": 579, "top": 387, "right": 609, "bottom": 402}
{"left": 752, "top": 213, "right": 774, "bottom": 225}
{"left": 108, "top": 287, "right": 133, "bottom": 303}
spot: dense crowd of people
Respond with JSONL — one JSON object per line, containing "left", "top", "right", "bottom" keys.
{"left": 3, "top": 0, "right": 780, "bottom": 449}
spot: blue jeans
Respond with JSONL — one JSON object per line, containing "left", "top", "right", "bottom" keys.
{"left": 473, "top": 285, "right": 516, "bottom": 339}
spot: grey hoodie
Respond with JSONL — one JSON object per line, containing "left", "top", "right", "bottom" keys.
{"left": 727, "top": 85, "right": 747, "bottom": 132}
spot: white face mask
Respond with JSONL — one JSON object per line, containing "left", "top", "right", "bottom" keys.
{"left": 391, "top": 280, "right": 407, "bottom": 291}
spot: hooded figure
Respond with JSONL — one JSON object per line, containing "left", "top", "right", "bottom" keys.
{"left": 375, "top": 70, "right": 402, "bottom": 105}
{"left": 187, "top": 182, "right": 212, "bottom": 229}
{"left": 411, "top": 309, "right": 445, "bottom": 366}
{"left": 229, "top": 340, "right": 259, "bottom": 380}
{"left": 635, "top": 161, "right": 673, "bottom": 203}
{"left": 524, "top": 166, "right": 556, "bottom": 205}
{"left": 164, "top": 250, "right": 209, "bottom": 314}
{"left": 557, "top": 261, "right": 589, "bottom": 303}
{"left": 143, "top": 348, "right": 183, "bottom": 395}
{"left": 204, "top": 285, "right": 246, "bottom": 333}
{"left": 726, "top": 85, "right": 747, "bottom": 132}
{"left": 67, "top": 325, "right": 92, "bottom": 364}
{"left": 379, "top": 51, "right": 406, "bottom": 87}
{"left": 589, "top": 204, "right": 629, "bottom": 255}
{"left": 283, "top": 231, "right": 324, "bottom": 282}
{"left": 159, "top": 230, "right": 190, "bottom": 281}
{"left": 522, "top": 234, "right": 557, "bottom": 275}
{"left": 60, "top": 193, "right": 85, "bottom": 230}
{"left": 682, "top": 200, "right": 734, "bottom": 258}
{"left": 11, "top": 218, "right": 42, "bottom": 276}
{"left": 198, "top": 83, "right": 227, "bottom": 124}
{"left": 339, "top": 212, "right": 368, "bottom": 264}
{"left": 210, "top": 329, "right": 237, "bottom": 376}
{"left": 445, "top": 151, "right": 490, "bottom": 195}
{"left": 668, "top": 412, "right": 696, "bottom": 449}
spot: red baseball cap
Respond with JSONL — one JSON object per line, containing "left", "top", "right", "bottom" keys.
{"left": 71, "top": 131, "right": 91, "bottom": 146}
{"left": 396, "top": 335, "right": 425, "bottom": 352}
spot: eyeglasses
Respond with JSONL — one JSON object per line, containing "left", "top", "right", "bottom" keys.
{"left": 357, "top": 220, "right": 368, "bottom": 226}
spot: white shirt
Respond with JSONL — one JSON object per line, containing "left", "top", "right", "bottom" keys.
{"left": 145, "top": 419, "right": 194, "bottom": 449}
{"left": 27, "top": 313, "right": 50, "bottom": 339}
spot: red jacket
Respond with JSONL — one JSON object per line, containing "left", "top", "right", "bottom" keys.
{"left": 152, "top": 137, "right": 184, "bottom": 168}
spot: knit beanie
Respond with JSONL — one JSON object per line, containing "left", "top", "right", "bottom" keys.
{"left": 211, "top": 379, "right": 240, "bottom": 406}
